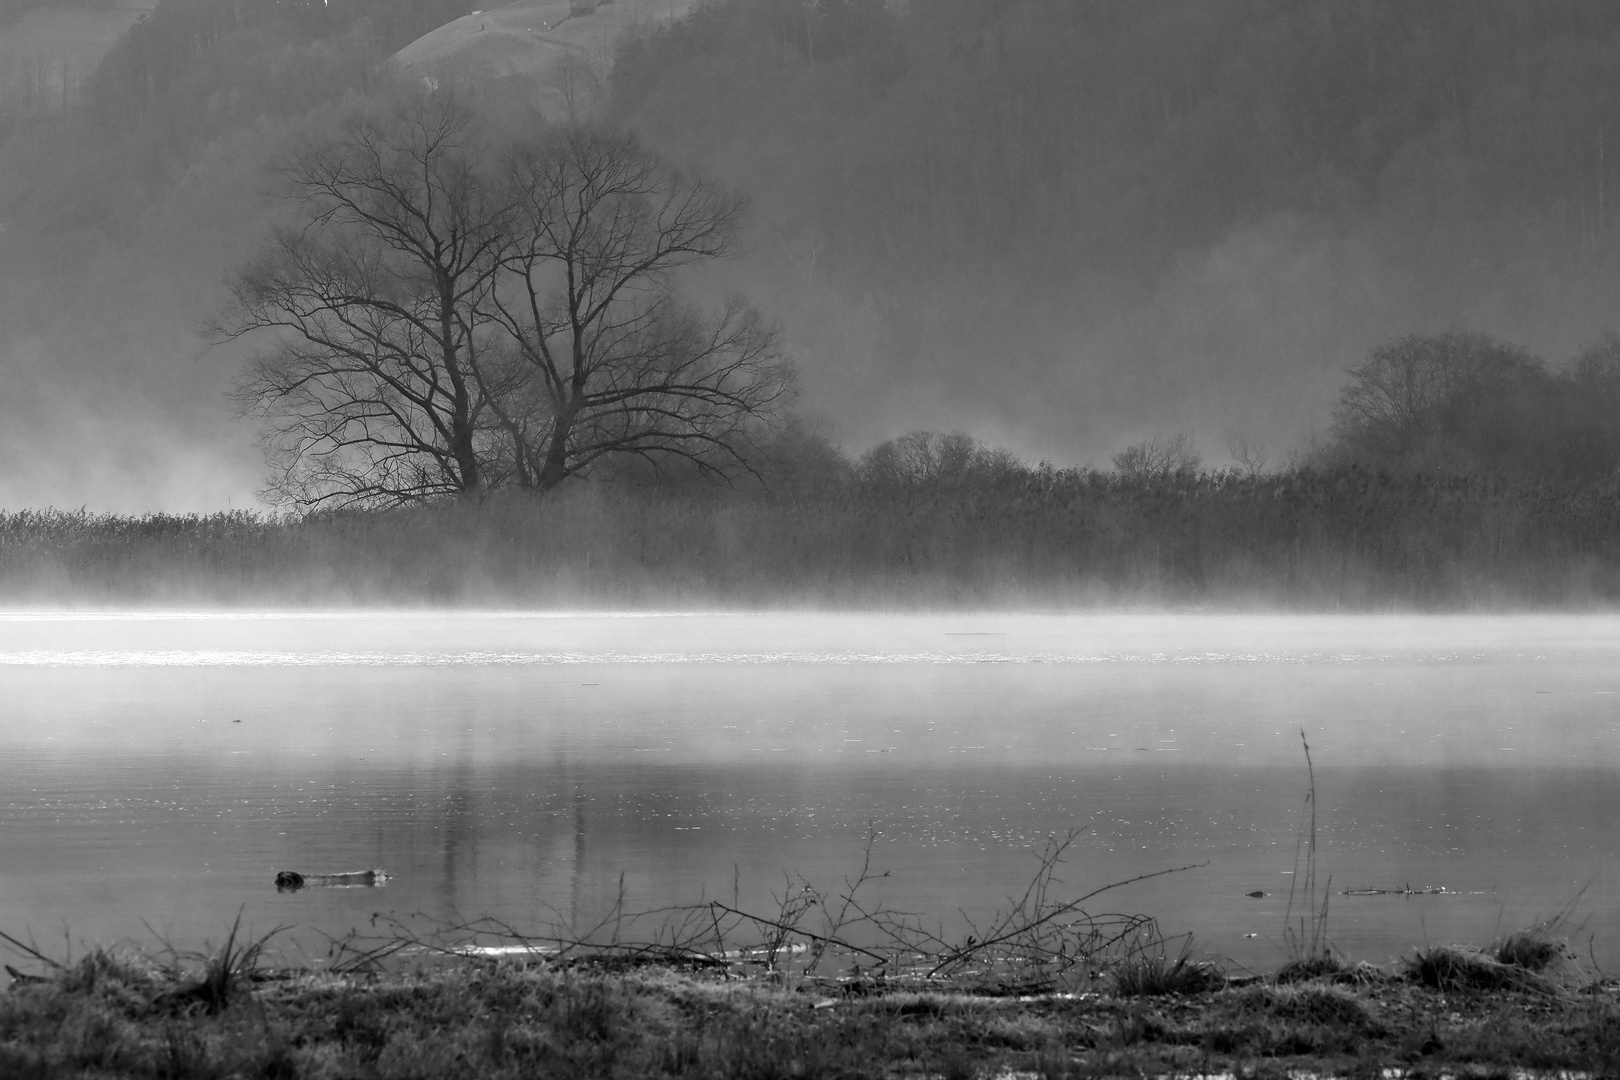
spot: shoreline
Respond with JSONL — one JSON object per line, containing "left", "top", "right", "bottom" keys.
{"left": 4, "top": 856, "right": 1608, "bottom": 1077}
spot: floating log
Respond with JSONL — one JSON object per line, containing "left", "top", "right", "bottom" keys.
{"left": 275, "top": 869, "right": 390, "bottom": 892}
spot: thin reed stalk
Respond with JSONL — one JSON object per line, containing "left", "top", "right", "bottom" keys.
{"left": 1280, "top": 729, "right": 1337, "bottom": 978}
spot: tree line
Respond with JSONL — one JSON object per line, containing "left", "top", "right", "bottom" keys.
{"left": 6, "top": 450, "right": 1620, "bottom": 607}
{"left": 1102, "top": 329, "right": 1620, "bottom": 485}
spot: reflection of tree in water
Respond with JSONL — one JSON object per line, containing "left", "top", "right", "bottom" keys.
{"left": 425, "top": 737, "right": 600, "bottom": 929}
{"left": 571, "top": 786, "right": 587, "bottom": 932}
{"left": 546, "top": 746, "right": 589, "bottom": 933}
{"left": 439, "top": 726, "right": 476, "bottom": 916}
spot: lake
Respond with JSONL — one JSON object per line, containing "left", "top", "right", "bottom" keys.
{"left": 3, "top": 611, "right": 1618, "bottom": 974}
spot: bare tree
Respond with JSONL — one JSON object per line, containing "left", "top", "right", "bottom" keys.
{"left": 484, "top": 126, "right": 792, "bottom": 491}
{"left": 219, "top": 101, "right": 790, "bottom": 503}
{"left": 216, "top": 93, "right": 515, "bottom": 507}
{"left": 858, "top": 431, "right": 1016, "bottom": 487}
{"left": 1224, "top": 430, "right": 1268, "bottom": 477}
{"left": 1111, "top": 433, "right": 1200, "bottom": 479}
{"left": 547, "top": 45, "right": 608, "bottom": 125}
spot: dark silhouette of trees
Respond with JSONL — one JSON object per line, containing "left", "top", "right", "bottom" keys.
{"left": 857, "top": 431, "right": 1019, "bottom": 494}
{"left": 217, "top": 94, "right": 512, "bottom": 506}
{"left": 1111, "top": 434, "right": 1201, "bottom": 480}
{"left": 1559, "top": 335, "right": 1620, "bottom": 479}
{"left": 1323, "top": 330, "right": 1620, "bottom": 481}
{"left": 485, "top": 126, "right": 790, "bottom": 491}
{"left": 1328, "top": 331, "right": 1555, "bottom": 476}
{"left": 218, "top": 95, "right": 790, "bottom": 507}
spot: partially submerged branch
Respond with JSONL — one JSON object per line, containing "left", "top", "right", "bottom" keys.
{"left": 319, "top": 830, "right": 1204, "bottom": 994}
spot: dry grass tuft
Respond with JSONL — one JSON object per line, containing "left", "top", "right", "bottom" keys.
{"left": 1233, "top": 983, "right": 1378, "bottom": 1029}
{"left": 1492, "top": 891, "right": 1586, "bottom": 975}
{"left": 140, "top": 908, "right": 288, "bottom": 1015}
{"left": 1111, "top": 934, "right": 1223, "bottom": 997}
{"left": 1404, "top": 945, "right": 1553, "bottom": 993}
{"left": 1331, "top": 960, "right": 1399, "bottom": 987}
{"left": 1495, "top": 930, "right": 1564, "bottom": 972}
{"left": 1274, "top": 953, "right": 1346, "bottom": 984}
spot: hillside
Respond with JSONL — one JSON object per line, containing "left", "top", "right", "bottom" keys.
{"left": 393, "top": 0, "right": 693, "bottom": 119}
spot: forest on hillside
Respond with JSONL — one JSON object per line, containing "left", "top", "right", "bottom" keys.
{"left": 5, "top": 1, "right": 1620, "bottom": 512}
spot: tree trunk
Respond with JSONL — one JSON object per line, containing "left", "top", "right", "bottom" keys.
{"left": 535, "top": 408, "right": 574, "bottom": 491}
{"left": 440, "top": 286, "right": 481, "bottom": 493}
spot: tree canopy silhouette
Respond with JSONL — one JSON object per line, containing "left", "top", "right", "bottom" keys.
{"left": 486, "top": 126, "right": 789, "bottom": 491}
{"left": 218, "top": 94, "right": 511, "bottom": 505}
{"left": 217, "top": 92, "right": 790, "bottom": 508}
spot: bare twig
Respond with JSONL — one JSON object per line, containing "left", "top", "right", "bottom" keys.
{"left": 0, "top": 929, "right": 64, "bottom": 971}
{"left": 927, "top": 858, "right": 1208, "bottom": 978}
{"left": 301, "top": 829, "right": 1207, "bottom": 994}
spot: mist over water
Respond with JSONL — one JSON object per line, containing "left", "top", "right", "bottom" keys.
{"left": 5, "top": 612, "right": 1618, "bottom": 969}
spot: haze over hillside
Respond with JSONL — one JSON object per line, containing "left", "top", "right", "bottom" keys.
{"left": 396, "top": 0, "right": 693, "bottom": 101}
{"left": 4, "top": 0, "right": 1620, "bottom": 510}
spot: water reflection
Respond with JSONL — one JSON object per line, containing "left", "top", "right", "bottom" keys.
{"left": 571, "top": 787, "right": 586, "bottom": 933}
{"left": 0, "top": 612, "right": 1617, "bottom": 970}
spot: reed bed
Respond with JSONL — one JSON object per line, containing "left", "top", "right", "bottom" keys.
{"left": 4, "top": 465, "right": 1620, "bottom": 607}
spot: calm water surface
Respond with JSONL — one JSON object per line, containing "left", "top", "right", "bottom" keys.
{"left": 3, "top": 612, "right": 1618, "bottom": 970}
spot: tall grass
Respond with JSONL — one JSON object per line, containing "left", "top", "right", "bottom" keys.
{"left": 4, "top": 464, "right": 1620, "bottom": 607}
{"left": 1279, "top": 729, "right": 1339, "bottom": 982}
{"left": 1110, "top": 928, "right": 1223, "bottom": 997}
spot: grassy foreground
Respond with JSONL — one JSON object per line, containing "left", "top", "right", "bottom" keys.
{"left": 5, "top": 944, "right": 1620, "bottom": 1079}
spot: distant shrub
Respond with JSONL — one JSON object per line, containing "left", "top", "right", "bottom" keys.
{"left": 1234, "top": 984, "right": 1376, "bottom": 1029}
